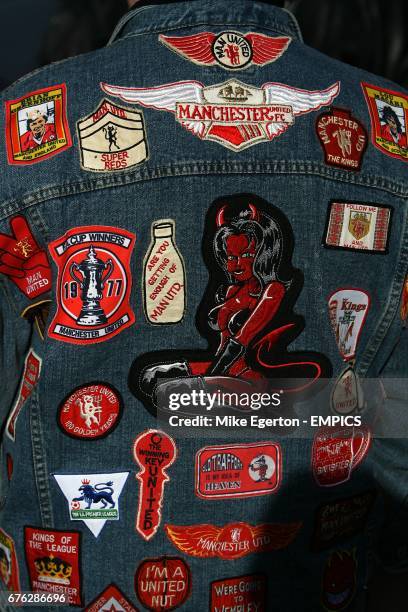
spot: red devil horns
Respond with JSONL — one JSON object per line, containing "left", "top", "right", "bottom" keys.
{"left": 216, "top": 203, "right": 259, "bottom": 227}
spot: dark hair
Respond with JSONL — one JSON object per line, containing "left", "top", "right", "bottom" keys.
{"left": 381, "top": 105, "right": 403, "bottom": 134}
{"left": 27, "top": 114, "right": 47, "bottom": 131}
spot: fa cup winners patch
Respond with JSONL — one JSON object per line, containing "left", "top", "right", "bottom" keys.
{"left": 5, "top": 84, "right": 71, "bottom": 165}
{"left": 102, "top": 80, "right": 339, "bottom": 152}
{"left": 77, "top": 99, "right": 148, "bottom": 172}
{"left": 362, "top": 82, "right": 408, "bottom": 162}
{"left": 48, "top": 226, "right": 135, "bottom": 344}
{"left": 159, "top": 31, "right": 291, "bottom": 70}
{"left": 316, "top": 108, "right": 367, "bottom": 170}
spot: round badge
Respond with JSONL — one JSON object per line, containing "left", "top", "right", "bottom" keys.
{"left": 211, "top": 31, "right": 253, "bottom": 69}
{"left": 58, "top": 382, "right": 123, "bottom": 440}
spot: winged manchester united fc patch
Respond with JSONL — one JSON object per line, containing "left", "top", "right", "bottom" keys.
{"left": 101, "top": 79, "right": 340, "bottom": 151}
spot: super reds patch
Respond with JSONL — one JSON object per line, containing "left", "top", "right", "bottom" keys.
{"left": 77, "top": 99, "right": 148, "bottom": 172}
{"left": 84, "top": 583, "right": 139, "bottom": 612}
{"left": 323, "top": 201, "right": 392, "bottom": 254}
{"left": 159, "top": 31, "right": 291, "bottom": 70}
{"left": 312, "top": 425, "right": 371, "bottom": 487}
{"left": 48, "top": 226, "right": 135, "bottom": 344}
{"left": 102, "top": 80, "right": 340, "bottom": 152}
{"left": 24, "top": 527, "right": 82, "bottom": 606}
{"left": 316, "top": 108, "right": 367, "bottom": 170}
{"left": 361, "top": 82, "right": 408, "bottom": 162}
{"left": 0, "top": 528, "right": 21, "bottom": 592}
{"left": 328, "top": 288, "right": 370, "bottom": 361}
{"left": 210, "top": 574, "right": 267, "bottom": 612}
{"left": 322, "top": 550, "right": 357, "bottom": 611}
{"left": 0, "top": 216, "right": 52, "bottom": 299}
{"left": 57, "top": 382, "right": 123, "bottom": 440}
{"left": 6, "top": 348, "right": 42, "bottom": 441}
{"left": 135, "top": 557, "right": 191, "bottom": 611}
{"left": 165, "top": 521, "right": 301, "bottom": 559}
{"left": 133, "top": 430, "right": 177, "bottom": 541}
{"left": 5, "top": 84, "right": 71, "bottom": 165}
{"left": 195, "top": 442, "right": 281, "bottom": 499}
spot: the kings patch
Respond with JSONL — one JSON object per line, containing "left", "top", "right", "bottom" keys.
{"left": 195, "top": 442, "right": 281, "bottom": 499}
{"left": 102, "top": 80, "right": 339, "bottom": 151}
{"left": 6, "top": 348, "right": 42, "bottom": 441}
{"left": 84, "top": 583, "right": 139, "bottom": 612}
{"left": 323, "top": 201, "right": 392, "bottom": 253}
{"left": 0, "top": 528, "right": 20, "bottom": 592}
{"left": 48, "top": 226, "right": 135, "bottom": 344}
{"left": 77, "top": 99, "right": 148, "bottom": 172}
{"left": 53, "top": 472, "right": 129, "bottom": 537}
{"left": 316, "top": 108, "right": 367, "bottom": 171}
{"left": 328, "top": 288, "right": 370, "bottom": 362}
{"left": 5, "top": 84, "right": 71, "bottom": 165}
{"left": 361, "top": 82, "right": 408, "bottom": 162}
{"left": 159, "top": 31, "right": 291, "bottom": 70}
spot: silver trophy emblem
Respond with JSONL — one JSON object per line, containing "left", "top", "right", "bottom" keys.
{"left": 70, "top": 245, "right": 113, "bottom": 325}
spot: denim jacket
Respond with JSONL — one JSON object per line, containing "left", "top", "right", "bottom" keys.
{"left": 0, "top": 1, "right": 407, "bottom": 610}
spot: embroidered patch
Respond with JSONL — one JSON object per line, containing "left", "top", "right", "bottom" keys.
{"left": 165, "top": 521, "right": 301, "bottom": 559}
{"left": 48, "top": 226, "right": 135, "bottom": 344}
{"left": 143, "top": 219, "right": 186, "bottom": 325}
{"left": 195, "top": 442, "right": 281, "bottom": 499}
{"left": 6, "top": 348, "right": 42, "bottom": 441}
{"left": 401, "top": 277, "right": 408, "bottom": 322}
{"left": 133, "top": 430, "right": 177, "bottom": 541}
{"left": 159, "top": 31, "right": 291, "bottom": 70}
{"left": 135, "top": 557, "right": 191, "bottom": 611}
{"left": 328, "top": 288, "right": 370, "bottom": 361}
{"left": 361, "top": 82, "right": 408, "bottom": 162}
{"left": 0, "top": 216, "right": 52, "bottom": 298}
{"left": 323, "top": 201, "right": 392, "bottom": 253}
{"left": 322, "top": 550, "right": 357, "bottom": 611}
{"left": 312, "top": 491, "right": 376, "bottom": 551}
{"left": 77, "top": 99, "right": 148, "bottom": 172}
{"left": 312, "top": 425, "right": 371, "bottom": 487}
{"left": 210, "top": 574, "right": 267, "bottom": 611}
{"left": 24, "top": 527, "right": 81, "bottom": 606}
{"left": 316, "top": 108, "right": 367, "bottom": 170}
{"left": 330, "top": 367, "right": 364, "bottom": 415}
{"left": 0, "top": 528, "right": 20, "bottom": 591}
{"left": 53, "top": 472, "right": 129, "bottom": 537}
{"left": 102, "top": 80, "right": 340, "bottom": 152}
{"left": 6, "top": 454, "right": 13, "bottom": 481}
{"left": 84, "top": 583, "right": 138, "bottom": 611}
{"left": 57, "top": 382, "right": 123, "bottom": 440}
{"left": 129, "top": 193, "right": 332, "bottom": 418}
{"left": 5, "top": 84, "right": 71, "bottom": 165}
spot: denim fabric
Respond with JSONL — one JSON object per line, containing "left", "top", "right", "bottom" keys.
{"left": 0, "top": 1, "right": 407, "bottom": 611}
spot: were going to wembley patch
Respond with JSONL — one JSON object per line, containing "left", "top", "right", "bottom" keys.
{"left": 5, "top": 84, "right": 72, "bottom": 165}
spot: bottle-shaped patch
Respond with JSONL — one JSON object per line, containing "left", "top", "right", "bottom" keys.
{"left": 143, "top": 219, "right": 185, "bottom": 325}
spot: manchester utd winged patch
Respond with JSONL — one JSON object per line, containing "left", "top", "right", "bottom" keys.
{"left": 159, "top": 31, "right": 291, "bottom": 70}
{"left": 101, "top": 80, "right": 340, "bottom": 151}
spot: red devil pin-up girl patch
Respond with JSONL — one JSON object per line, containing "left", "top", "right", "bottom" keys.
{"left": 129, "top": 194, "right": 331, "bottom": 417}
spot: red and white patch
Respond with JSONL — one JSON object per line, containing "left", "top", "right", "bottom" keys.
{"left": 48, "top": 226, "right": 135, "bottom": 344}
{"left": 5, "top": 84, "right": 71, "bottom": 165}
{"left": 58, "top": 382, "right": 122, "bottom": 440}
{"left": 101, "top": 79, "right": 339, "bottom": 152}
{"left": 401, "top": 277, "right": 408, "bottom": 322}
{"left": 24, "top": 527, "right": 82, "bottom": 606}
{"left": 312, "top": 425, "right": 371, "bottom": 487}
{"left": 323, "top": 201, "right": 392, "bottom": 253}
{"left": 0, "top": 216, "right": 51, "bottom": 299}
{"left": 316, "top": 108, "right": 367, "bottom": 171}
{"left": 165, "top": 521, "right": 301, "bottom": 560}
{"left": 330, "top": 367, "right": 363, "bottom": 415}
{"left": 159, "top": 31, "right": 291, "bottom": 70}
{"left": 0, "top": 528, "right": 20, "bottom": 592}
{"left": 210, "top": 574, "right": 267, "bottom": 611}
{"left": 195, "top": 442, "right": 281, "bottom": 499}
{"left": 6, "top": 349, "right": 42, "bottom": 441}
{"left": 84, "top": 583, "right": 138, "bottom": 611}
{"left": 133, "top": 430, "right": 177, "bottom": 541}
{"left": 328, "top": 288, "right": 370, "bottom": 361}
{"left": 361, "top": 82, "right": 408, "bottom": 162}
{"left": 135, "top": 557, "right": 191, "bottom": 611}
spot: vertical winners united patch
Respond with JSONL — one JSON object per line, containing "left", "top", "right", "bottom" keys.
{"left": 48, "top": 226, "right": 135, "bottom": 344}
{"left": 77, "top": 99, "right": 148, "bottom": 172}
{"left": 5, "top": 84, "right": 71, "bottom": 165}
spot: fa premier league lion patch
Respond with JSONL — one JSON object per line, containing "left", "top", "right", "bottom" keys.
{"left": 48, "top": 226, "right": 135, "bottom": 344}
{"left": 362, "top": 82, "right": 408, "bottom": 162}
{"left": 77, "top": 99, "right": 148, "bottom": 172}
{"left": 102, "top": 80, "right": 339, "bottom": 152}
{"left": 5, "top": 84, "right": 71, "bottom": 165}
{"left": 159, "top": 31, "right": 291, "bottom": 70}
